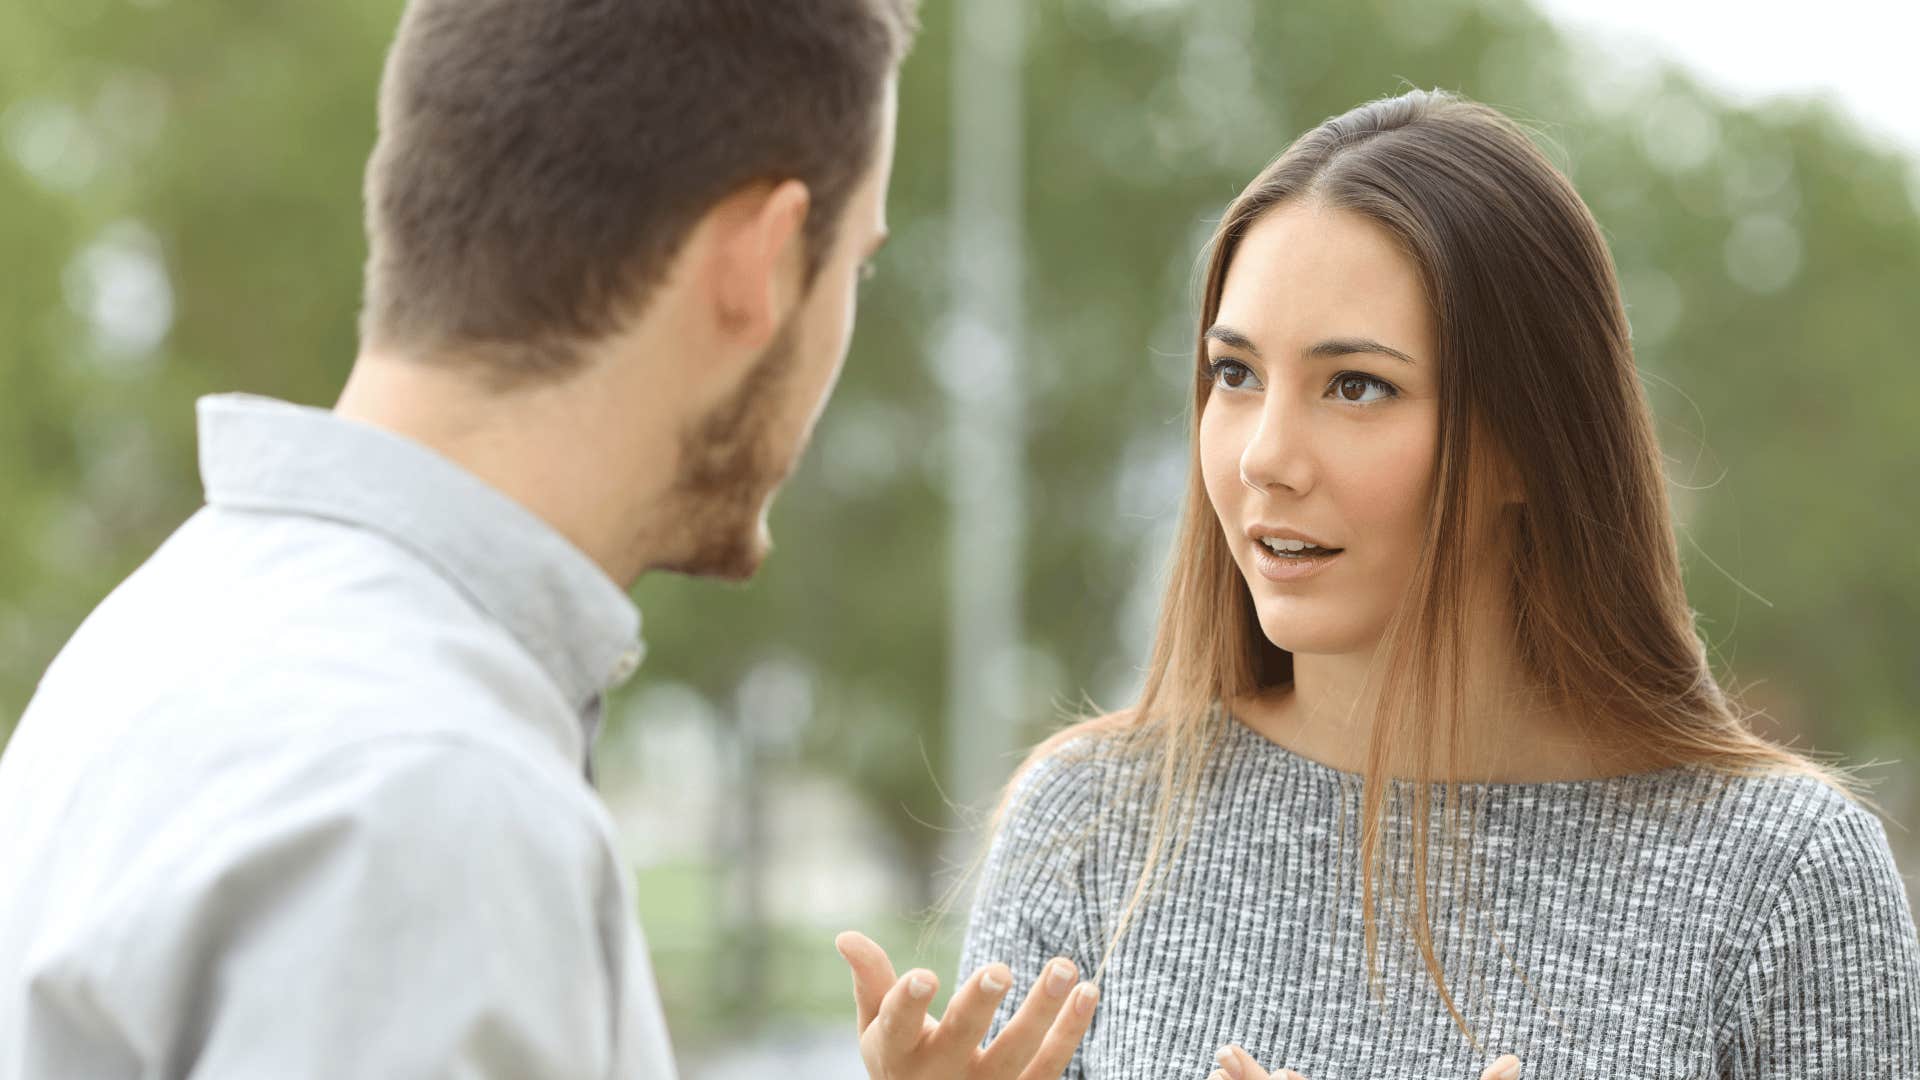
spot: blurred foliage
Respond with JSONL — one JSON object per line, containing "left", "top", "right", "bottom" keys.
{"left": 639, "top": 858, "right": 958, "bottom": 1041}
{"left": 4, "top": 0, "right": 1918, "bottom": 1050}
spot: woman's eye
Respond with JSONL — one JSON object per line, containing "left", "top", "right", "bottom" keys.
{"left": 1207, "top": 358, "right": 1262, "bottom": 391}
{"left": 1328, "top": 372, "right": 1397, "bottom": 404}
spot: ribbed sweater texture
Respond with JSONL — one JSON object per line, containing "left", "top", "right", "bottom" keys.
{"left": 959, "top": 717, "right": 1920, "bottom": 1078}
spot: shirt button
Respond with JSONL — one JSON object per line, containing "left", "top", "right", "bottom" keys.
{"left": 608, "top": 645, "right": 644, "bottom": 685}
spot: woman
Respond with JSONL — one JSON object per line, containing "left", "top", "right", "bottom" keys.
{"left": 956, "top": 89, "right": 1920, "bottom": 1079}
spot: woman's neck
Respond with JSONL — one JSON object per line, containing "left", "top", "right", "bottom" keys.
{"left": 1236, "top": 636, "right": 1662, "bottom": 785}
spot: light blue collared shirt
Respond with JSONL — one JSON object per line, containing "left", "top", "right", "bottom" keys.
{"left": 0, "top": 394, "right": 678, "bottom": 1078}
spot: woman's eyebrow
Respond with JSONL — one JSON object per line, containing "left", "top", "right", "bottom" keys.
{"left": 1204, "top": 324, "right": 1263, "bottom": 356}
{"left": 1308, "top": 337, "right": 1418, "bottom": 365}
{"left": 1206, "top": 324, "right": 1418, "bottom": 366}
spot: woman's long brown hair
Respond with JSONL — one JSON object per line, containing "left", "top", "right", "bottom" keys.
{"left": 987, "top": 89, "right": 1866, "bottom": 1048}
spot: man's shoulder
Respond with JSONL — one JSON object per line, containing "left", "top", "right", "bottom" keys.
{"left": 26, "top": 503, "right": 569, "bottom": 756}
{"left": 46, "top": 510, "right": 476, "bottom": 671}
{"left": 276, "top": 732, "right": 610, "bottom": 856}
{"left": 116, "top": 732, "right": 615, "bottom": 928}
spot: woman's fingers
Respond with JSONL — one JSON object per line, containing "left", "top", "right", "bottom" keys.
{"left": 1216, "top": 1044, "right": 1267, "bottom": 1080}
{"left": 1214, "top": 1044, "right": 1310, "bottom": 1080}
{"left": 1213, "top": 1044, "right": 1288, "bottom": 1080}
{"left": 1013, "top": 981, "right": 1098, "bottom": 1080}
{"left": 977, "top": 956, "right": 1081, "bottom": 1073}
{"left": 1208, "top": 1044, "right": 1510, "bottom": 1080}
{"left": 870, "top": 967, "right": 939, "bottom": 1060}
{"left": 1479, "top": 1054, "right": 1521, "bottom": 1080}
{"left": 833, "top": 930, "right": 897, "bottom": 1035}
{"left": 924, "top": 962, "right": 1015, "bottom": 1062}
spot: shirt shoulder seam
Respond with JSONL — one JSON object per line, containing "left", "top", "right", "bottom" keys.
{"left": 1710, "top": 790, "right": 1870, "bottom": 1045}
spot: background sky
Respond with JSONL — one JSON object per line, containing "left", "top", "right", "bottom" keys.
{"left": 1537, "top": 0, "right": 1920, "bottom": 161}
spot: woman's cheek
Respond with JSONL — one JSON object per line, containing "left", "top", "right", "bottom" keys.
{"left": 1345, "top": 421, "right": 1437, "bottom": 564}
{"left": 1198, "top": 410, "right": 1247, "bottom": 533}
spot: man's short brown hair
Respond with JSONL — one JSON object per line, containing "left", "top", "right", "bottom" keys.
{"left": 359, "top": 0, "right": 918, "bottom": 377}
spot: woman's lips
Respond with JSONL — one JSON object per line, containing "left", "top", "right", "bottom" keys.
{"left": 1250, "top": 541, "right": 1344, "bottom": 583}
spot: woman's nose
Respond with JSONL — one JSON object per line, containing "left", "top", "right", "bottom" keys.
{"left": 1239, "top": 401, "right": 1315, "bottom": 495}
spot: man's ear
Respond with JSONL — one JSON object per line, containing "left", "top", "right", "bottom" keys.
{"left": 703, "top": 179, "right": 811, "bottom": 350}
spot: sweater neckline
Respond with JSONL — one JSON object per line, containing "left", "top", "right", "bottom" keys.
{"left": 1219, "top": 707, "right": 1704, "bottom": 794}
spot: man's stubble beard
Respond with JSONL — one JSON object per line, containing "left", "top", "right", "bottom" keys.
{"left": 650, "top": 316, "right": 805, "bottom": 581}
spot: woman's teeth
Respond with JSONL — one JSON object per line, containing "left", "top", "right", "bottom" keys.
{"left": 1261, "top": 538, "right": 1338, "bottom": 556}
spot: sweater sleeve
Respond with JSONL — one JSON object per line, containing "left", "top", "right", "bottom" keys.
{"left": 1715, "top": 802, "right": 1920, "bottom": 1077}
{"left": 957, "top": 740, "right": 1105, "bottom": 1072}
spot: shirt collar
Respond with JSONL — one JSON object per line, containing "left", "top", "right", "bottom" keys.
{"left": 195, "top": 393, "right": 645, "bottom": 725}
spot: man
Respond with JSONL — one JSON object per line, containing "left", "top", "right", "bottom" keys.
{"left": 0, "top": 1, "right": 1093, "bottom": 1076}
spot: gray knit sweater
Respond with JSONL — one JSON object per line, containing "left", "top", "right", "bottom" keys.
{"left": 958, "top": 716, "right": 1920, "bottom": 1078}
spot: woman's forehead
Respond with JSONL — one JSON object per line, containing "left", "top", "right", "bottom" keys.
{"left": 1216, "top": 204, "right": 1434, "bottom": 357}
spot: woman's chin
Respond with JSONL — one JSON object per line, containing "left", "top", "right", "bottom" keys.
{"left": 1255, "top": 610, "right": 1374, "bottom": 658}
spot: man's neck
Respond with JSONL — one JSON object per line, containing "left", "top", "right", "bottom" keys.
{"left": 334, "top": 350, "right": 680, "bottom": 588}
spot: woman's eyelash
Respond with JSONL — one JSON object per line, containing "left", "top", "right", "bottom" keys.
{"left": 1326, "top": 371, "right": 1399, "bottom": 403}
{"left": 1203, "top": 358, "right": 1397, "bottom": 404}
{"left": 1202, "top": 358, "right": 1261, "bottom": 392}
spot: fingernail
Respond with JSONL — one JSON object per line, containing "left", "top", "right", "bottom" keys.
{"left": 981, "top": 966, "right": 1009, "bottom": 994}
{"left": 1215, "top": 1045, "right": 1244, "bottom": 1080}
{"left": 908, "top": 973, "right": 932, "bottom": 999}
{"left": 1073, "top": 982, "right": 1098, "bottom": 1016}
{"left": 1489, "top": 1058, "right": 1520, "bottom": 1080}
{"left": 1046, "top": 959, "right": 1076, "bottom": 997}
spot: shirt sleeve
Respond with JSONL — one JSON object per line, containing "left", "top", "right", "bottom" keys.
{"left": 1715, "top": 802, "right": 1920, "bottom": 1078}
{"left": 958, "top": 739, "right": 1104, "bottom": 1075}
{"left": 73, "top": 736, "right": 634, "bottom": 1080}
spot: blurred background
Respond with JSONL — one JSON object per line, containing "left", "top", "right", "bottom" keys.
{"left": 3, "top": 0, "right": 1916, "bottom": 1073}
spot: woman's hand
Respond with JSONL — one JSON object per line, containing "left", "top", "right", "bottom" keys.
{"left": 1209, "top": 1043, "right": 1522, "bottom": 1080}
{"left": 836, "top": 930, "right": 1099, "bottom": 1079}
